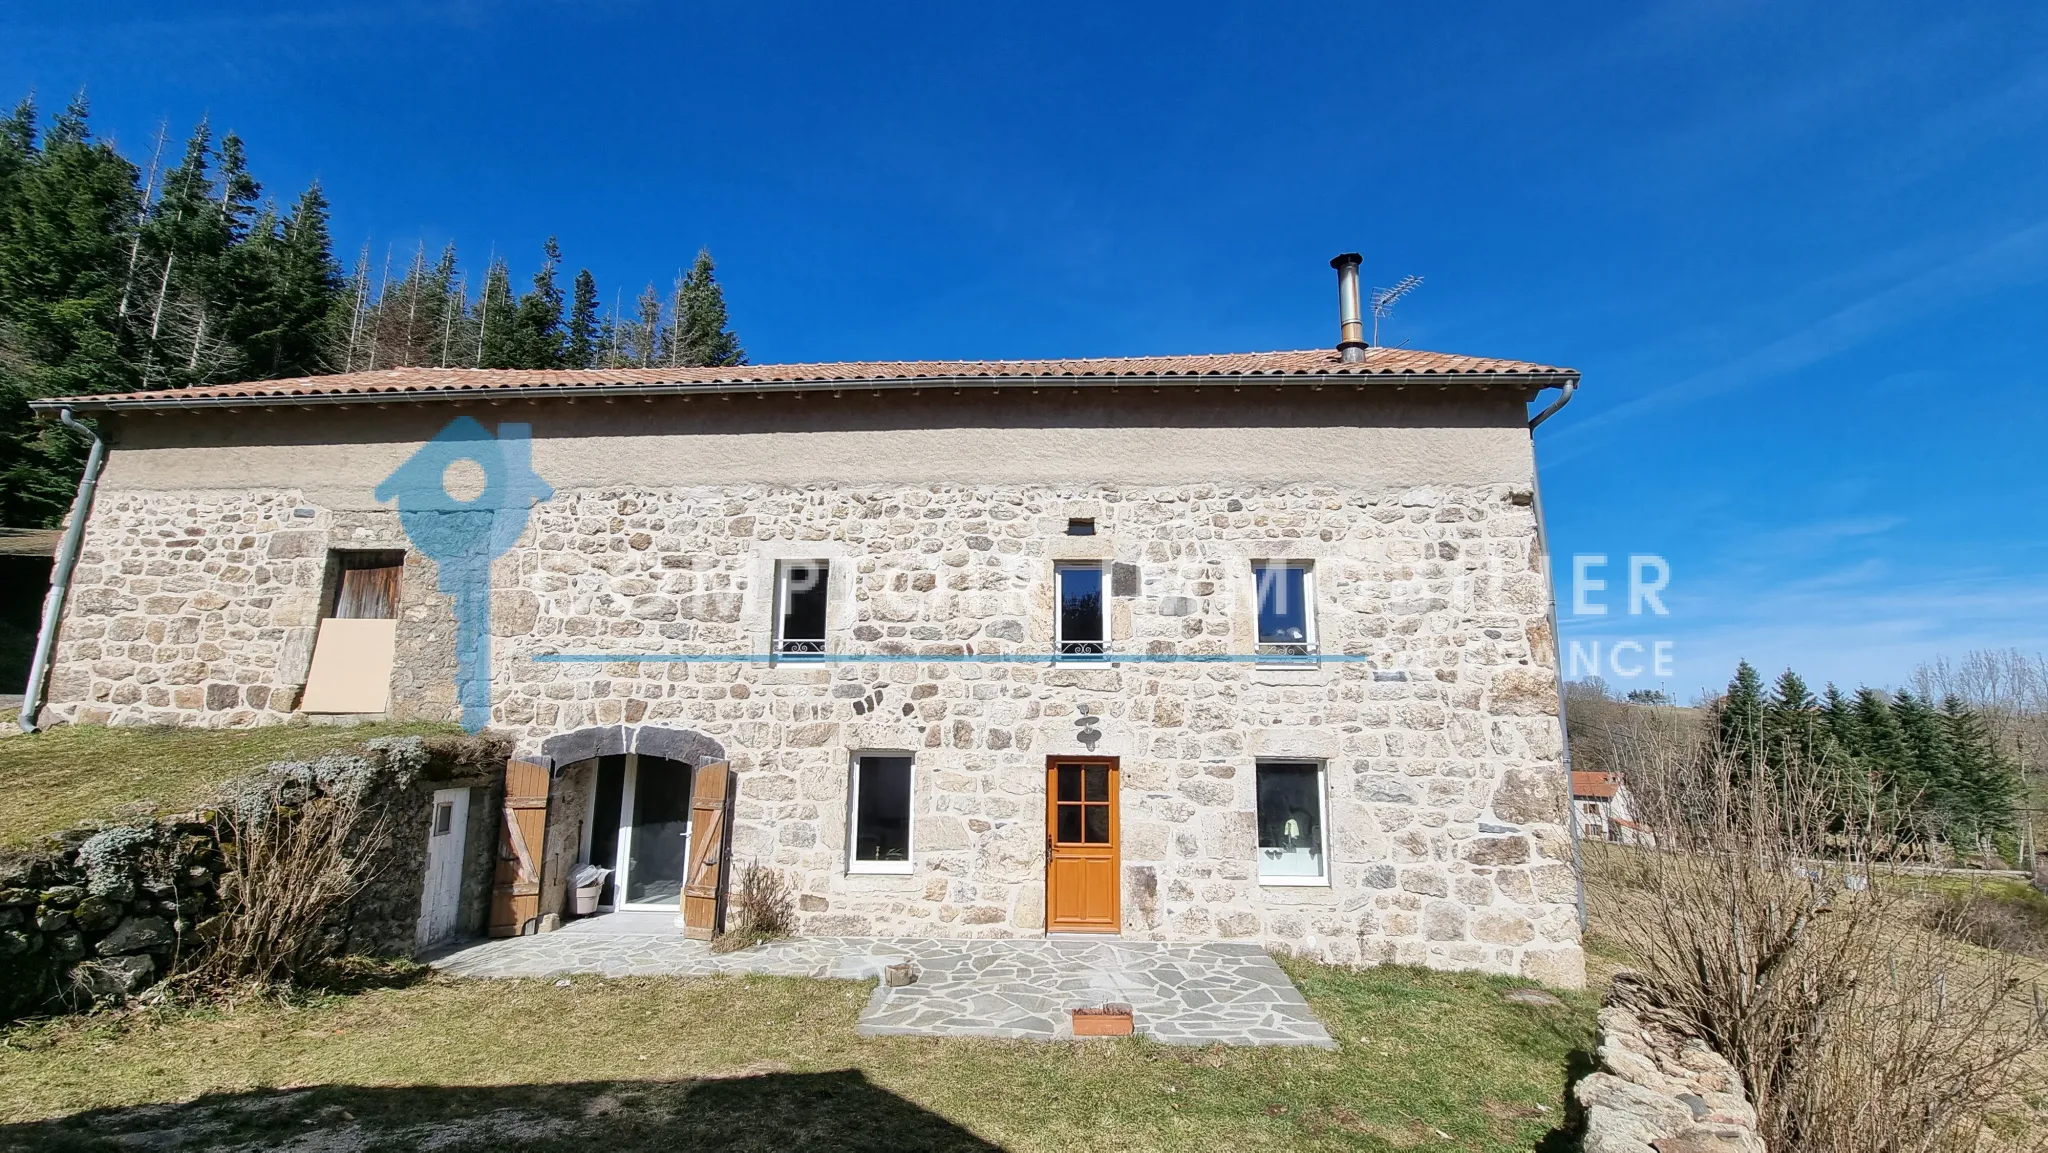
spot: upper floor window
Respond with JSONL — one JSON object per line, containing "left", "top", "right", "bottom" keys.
{"left": 1056, "top": 564, "right": 1106, "bottom": 659}
{"left": 1253, "top": 561, "right": 1315, "bottom": 663}
{"left": 775, "top": 562, "right": 829, "bottom": 659}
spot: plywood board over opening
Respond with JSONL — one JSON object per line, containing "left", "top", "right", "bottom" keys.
{"left": 299, "top": 617, "right": 398, "bottom": 714}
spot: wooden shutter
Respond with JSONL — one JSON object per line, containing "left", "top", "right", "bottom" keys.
{"left": 682, "top": 761, "right": 733, "bottom": 940}
{"left": 490, "top": 759, "right": 551, "bottom": 937}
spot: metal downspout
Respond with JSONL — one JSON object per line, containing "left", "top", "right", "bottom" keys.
{"left": 1526, "top": 381, "right": 1584, "bottom": 931}
{"left": 19, "top": 408, "right": 106, "bottom": 733}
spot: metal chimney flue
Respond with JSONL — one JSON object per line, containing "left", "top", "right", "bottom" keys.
{"left": 1330, "top": 253, "right": 1368, "bottom": 362}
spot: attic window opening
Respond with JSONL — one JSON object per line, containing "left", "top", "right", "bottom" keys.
{"left": 300, "top": 549, "right": 404, "bottom": 716}
{"left": 1066, "top": 518, "right": 1096, "bottom": 537}
{"left": 327, "top": 550, "right": 406, "bottom": 620}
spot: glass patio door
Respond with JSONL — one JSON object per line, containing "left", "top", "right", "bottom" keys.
{"left": 613, "top": 755, "right": 692, "bottom": 909}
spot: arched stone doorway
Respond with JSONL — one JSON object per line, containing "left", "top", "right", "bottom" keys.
{"left": 515, "top": 725, "right": 730, "bottom": 931}
{"left": 533, "top": 723, "right": 726, "bottom": 773}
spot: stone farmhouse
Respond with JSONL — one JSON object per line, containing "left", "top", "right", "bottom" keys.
{"left": 22, "top": 257, "right": 1587, "bottom": 986}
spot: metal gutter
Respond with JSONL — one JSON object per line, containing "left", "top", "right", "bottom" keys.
{"left": 30, "top": 369, "right": 1581, "bottom": 414}
{"left": 1527, "top": 378, "right": 1577, "bottom": 430}
{"left": 20, "top": 408, "right": 106, "bottom": 733}
{"left": 1523, "top": 380, "right": 1585, "bottom": 930}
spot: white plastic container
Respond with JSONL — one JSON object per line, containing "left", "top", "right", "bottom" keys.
{"left": 570, "top": 864, "right": 611, "bottom": 916}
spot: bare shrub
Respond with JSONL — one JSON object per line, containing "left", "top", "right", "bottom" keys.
{"left": 1587, "top": 722, "right": 2048, "bottom": 1152}
{"left": 710, "top": 862, "right": 794, "bottom": 954}
{"left": 189, "top": 780, "right": 396, "bottom": 990}
{"left": 1920, "top": 885, "right": 2048, "bottom": 962}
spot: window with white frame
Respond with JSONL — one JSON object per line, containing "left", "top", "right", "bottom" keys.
{"left": 1253, "top": 561, "right": 1315, "bottom": 662}
{"left": 849, "top": 754, "right": 913, "bottom": 873}
{"left": 775, "top": 561, "right": 829, "bottom": 659}
{"left": 1055, "top": 564, "right": 1106, "bottom": 659}
{"left": 1255, "top": 760, "right": 1327, "bottom": 883}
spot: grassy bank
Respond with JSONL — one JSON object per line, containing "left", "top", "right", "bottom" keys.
{"left": 0, "top": 719, "right": 462, "bottom": 847}
{"left": 0, "top": 962, "right": 1592, "bottom": 1152}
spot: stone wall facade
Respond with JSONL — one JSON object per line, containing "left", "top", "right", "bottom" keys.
{"left": 43, "top": 479, "right": 1581, "bottom": 985}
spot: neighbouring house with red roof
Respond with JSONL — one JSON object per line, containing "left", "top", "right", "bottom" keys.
{"left": 19, "top": 256, "right": 1587, "bottom": 986}
{"left": 1571, "top": 771, "right": 1648, "bottom": 845}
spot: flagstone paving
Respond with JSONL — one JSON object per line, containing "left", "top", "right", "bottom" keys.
{"left": 430, "top": 915, "right": 1334, "bottom": 1048}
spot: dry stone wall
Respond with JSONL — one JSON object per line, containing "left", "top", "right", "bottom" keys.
{"left": 0, "top": 735, "right": 506, "bottom": 1019}
{"left": 0, "top": 818, "right": 221, "bottom": 1015}
{"left": 45, "top": 481, "right": 1581, "bottom": 985}
{"left": 1576, "top": 976, "right": 1767, "bottom": 1152}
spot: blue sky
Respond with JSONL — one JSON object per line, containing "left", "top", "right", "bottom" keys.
{"left": 7, "top": 1, "right": 2046, "bottom": 699}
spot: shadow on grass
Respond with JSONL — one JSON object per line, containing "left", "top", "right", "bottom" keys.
{"left": 0, "top": 1070, "right": 1004, "bottom": 1152}
{"left": 1531, "top": 1045, "right": 1597, "bottom": 1153}
{"left": 299, "top": 956, "right": 435, "bottom": 996}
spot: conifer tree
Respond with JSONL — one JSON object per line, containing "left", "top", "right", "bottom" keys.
{"left": 508, "top": 237, "right": 565, "bottom": 368}
{"left": 1764, "top": 668, "right": 1818, "bottom": 775}
{"left": 567, "top": 268, "right": 598, "bottom": 369}
{"left": 413, "top": 242, "right": 460, "bottom": 368}
{"left": 475, "top": 257, "right": 518, "bottom": 369}
{"left": 213, "top": 133, "right": 260, "bottom": 244}
{"left": 138, "top": 119, "right": 246, "bottom": 386}
{"left": 627, "top": 281, "right": 662, "bottom": 367}
{"left": 1939, "top": 695, "right": 2019, "bottom": 845}
{"left": 663, "top": 270, "right": 686, "bottom": 367}
{"left": 0, "top": 93, "right": 140, "bottom": 526}
{"left": 0, "top": 98, "right": 32, "bottom": 200}
{"left": 228, "top": 181, "right": 341, "bottom": 378}
{"left": 1716, "top": 660, "right": 1767, "bottom": 780}
{"left": 677, "top": 248, "right": 744, "bottom": 367}
{"left": 1846, "top": 687, "right": 1916, "bottom": 834}
{"left": 1820, "top": 683, "right": 1861, "bottom": 756}
{"left": 1891, "top": 690, "right": 1954, "bottom": 835}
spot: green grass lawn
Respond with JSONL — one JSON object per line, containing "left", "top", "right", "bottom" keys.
{"left": 0, "top": 719, "right": 462, "bottom": 847}
{"left": 0, "top": 962, "right": 1593, "bottom": 1152}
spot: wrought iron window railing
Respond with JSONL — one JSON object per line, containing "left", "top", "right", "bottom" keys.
{"left": 775, "top": 638, "right": 826, "bottom": 660}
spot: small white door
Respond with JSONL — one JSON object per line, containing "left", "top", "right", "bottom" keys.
{"left": 416, "top": 787, "right": 471, "bottom": 949}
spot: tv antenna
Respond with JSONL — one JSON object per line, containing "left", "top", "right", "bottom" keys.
{"left": 1370, "top": 275, "right": 1423, "bottom": 347}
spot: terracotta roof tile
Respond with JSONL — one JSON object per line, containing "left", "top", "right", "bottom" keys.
{"left": 36, "top": 347, "right": 1576, "bottom": 411}
{"left": 1571, "top": 771, "right": 1622, "bottom": 799}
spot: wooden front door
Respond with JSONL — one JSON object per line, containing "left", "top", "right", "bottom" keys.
{"left": 1045, "top": 757, "right": 1120, "bottom": 933}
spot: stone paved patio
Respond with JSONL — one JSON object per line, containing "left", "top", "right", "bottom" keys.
{"left": 430, "top": 914, "right": 1334, "bottom": 1048}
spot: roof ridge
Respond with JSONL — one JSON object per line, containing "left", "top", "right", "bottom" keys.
{"left": 34, "top": 347, "right": 1579, "bottom": 411}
